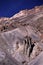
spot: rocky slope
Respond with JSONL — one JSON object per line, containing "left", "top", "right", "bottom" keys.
{"left": 0, "top": 5, "right": 43, "bottom": 65}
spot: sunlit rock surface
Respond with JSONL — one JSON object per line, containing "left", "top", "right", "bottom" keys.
{"left": 0, "top": 5, "right": 43, "bottom": 65}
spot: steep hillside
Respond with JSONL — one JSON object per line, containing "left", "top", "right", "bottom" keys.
{"left": 0, "top": 5, "right": 43, "bottom": 65}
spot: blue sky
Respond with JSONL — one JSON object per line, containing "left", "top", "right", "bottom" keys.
{"left": 0, "top": 0, "right": 43, "bottom": 17}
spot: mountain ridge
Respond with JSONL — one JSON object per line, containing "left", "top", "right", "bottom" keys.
{"left": 0, "top": 5, "right": 43, "bottom": 65}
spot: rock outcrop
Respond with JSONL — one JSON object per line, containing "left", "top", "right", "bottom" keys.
{"left": 0, "top": 5, "right": 43, "bottom": 65}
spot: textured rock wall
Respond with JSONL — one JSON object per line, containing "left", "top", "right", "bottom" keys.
{"left": 0, "top": 5, "right": 43, "bottom": 65}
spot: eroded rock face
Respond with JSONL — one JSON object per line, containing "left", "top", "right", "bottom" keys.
{"left": 0, "top": 5, "right": 43, "bottom": 65}
{"left": 0, "top": 28, "right": 42, "bottom": 65}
